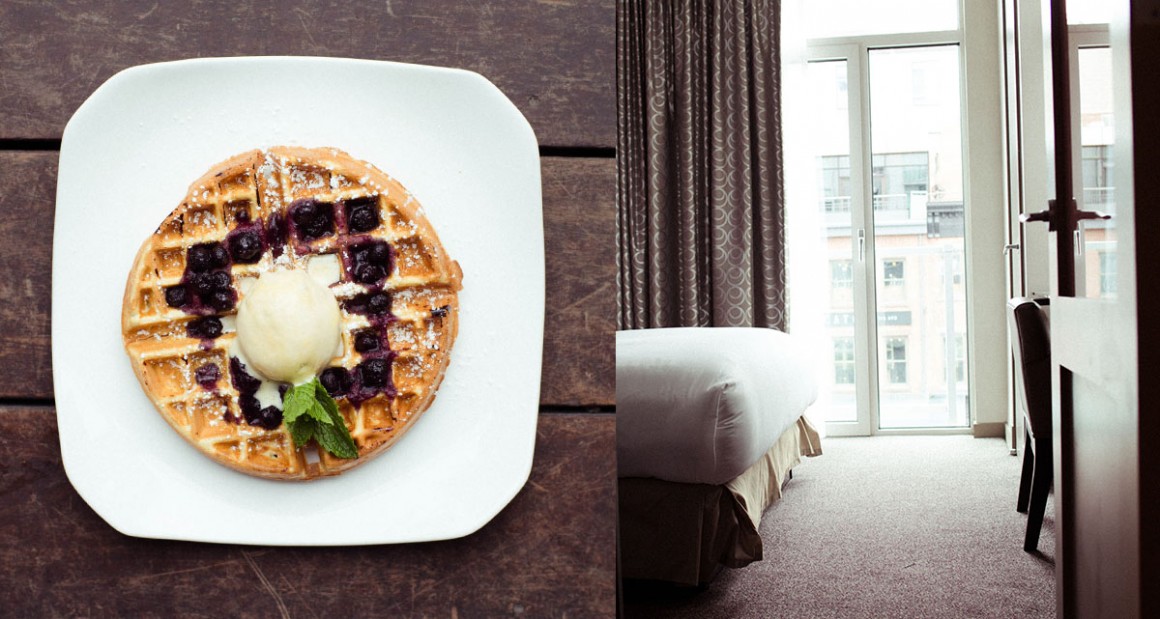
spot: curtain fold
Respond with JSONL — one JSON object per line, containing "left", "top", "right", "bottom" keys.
{"left": 617, "top": 0, "right": 786, "bottom": 330}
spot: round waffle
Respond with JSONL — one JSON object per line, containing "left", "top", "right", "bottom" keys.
{"left": 122, "top": 146, "right": 462, "bottom": 480}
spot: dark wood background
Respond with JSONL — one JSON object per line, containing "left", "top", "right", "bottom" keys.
{"left": 0, "top": 1, "right": 617, "bottom": 616}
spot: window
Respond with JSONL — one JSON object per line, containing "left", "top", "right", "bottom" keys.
{"left": 805, "top": 0, "right": 958, "bottom": 39}
{"left": 882, "top": 259, "right": 905, "bottom": 287}
{"left": 802, "top": 2, "right": 972, "bottom": 432}
{"left": 1077, "top": 44, "right": 1115, "bottom": 299}
{"left": 819, "top": 155, "right": 852, "bottom": 212}
{"left": 885, "top": 337, "right": 907, "bottom": 384}
{"left": 911, "top": 60, "right": 939, "bottom": 105}
{"left": 945, "top": 334, "right": 966, "bottom": 383}
{"left": 831, "top": 260, "right": 853, "bottom": 288}
{"left": 834, "top": 337, "right": 856, "bottom": 384}
{"left": 871, "top": 152, "right": 928, "bottom": 212}
{"left": 1100, "top": 251, "right": 1117, "bottom": 296}
{"left": 1068, "top": 0, "right": 1111, "bottom": 24}
{"left": 1081, "top": 144, "right": 1113, "bottom": 210}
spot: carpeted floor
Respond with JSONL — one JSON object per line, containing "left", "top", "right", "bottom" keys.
{"left": 623, "top": 436, "right": 1056, "bottom": 618}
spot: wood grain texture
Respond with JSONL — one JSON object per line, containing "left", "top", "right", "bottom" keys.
{"left": 0, "top": 0, "right": 614, "bottom": 148}
{"left": 0, "top": 153, "right": 54, "bottom": 397}
{"left": 0, "top": 407, "right": 615, "bottom": 617}
{"left": 541, "top": 157, "right": 616, "bottom": 406}
{"left": 0, "top": 152, "right": 614, "bottom": 406}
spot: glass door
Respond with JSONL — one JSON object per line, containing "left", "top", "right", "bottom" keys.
{"left": 808, "top": 43, "right": 970, "bottom": 435}
{"left": 868, "top": 45, "right": 969, "bottom": 429}
{"left": 807, "top": 48, "right": 871, "bottom": 436}
{"left": 1069, "top": 28, "right": 1115, "bottom": 299}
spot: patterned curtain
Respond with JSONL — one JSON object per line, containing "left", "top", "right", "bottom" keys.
{"left": 617, "top": 0, "right": 786, "bottom": 330}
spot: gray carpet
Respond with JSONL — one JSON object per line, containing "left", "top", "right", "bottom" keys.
{"left": 624, "top": 436, "right": 1056, "bottom": 618}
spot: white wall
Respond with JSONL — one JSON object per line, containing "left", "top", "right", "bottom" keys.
{"left": 962, "top": 0, "right": 1010, "bottom": 433}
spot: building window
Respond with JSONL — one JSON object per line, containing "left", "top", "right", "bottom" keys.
{"left": 831, "top": 260, "right": 853, "bottom": 288}
{"left": 945, "top": 334, "right": 966, "bottom": 383}
{"left": 1100, "top": 251, "right": 1117, "bottom": 296}
{"left": 1081, "top": 145, "right": 1113, "bottom": 210}
{"left": 882, "top": 259, "right": 905, "bottom": 287}
{"left": 885, "top": 337, "right": 907, "bottom": 384}
{"left": 819, "top": 155, "right": 852, "bottom": 212}
{"left": 834, "top": 337, "right": 856, "bottom": 384}
{"left": 871, "top": 151, "right": 929, "bottom": 212}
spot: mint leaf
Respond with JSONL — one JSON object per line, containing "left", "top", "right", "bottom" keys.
{"left": 288, "top": 416, "right": 315, "bottom": 448}
{"left": 313, "top": 414, "right": 359, "bottom": 459}
{"left": 315, "top": 381, "right": 358, "bottom": 458}
{"left": 280, "top": 377, "right": 359, "bottom": 459}
{"left": 282, "top": 382, "right": 317, "bottom": 425}
{"left": 306, "top": 401, "right": 332, "bottom": 425}
{"left": 316, "top": 381, "right": 342, "bottom": 420}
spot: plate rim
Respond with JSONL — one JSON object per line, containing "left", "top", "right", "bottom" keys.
{"left": 52, "top": 56, "right": 545, "bottom": 545}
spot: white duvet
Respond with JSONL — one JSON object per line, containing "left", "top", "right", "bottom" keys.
{"left": 616, "top": 327, "right": 818, "bottom": 485}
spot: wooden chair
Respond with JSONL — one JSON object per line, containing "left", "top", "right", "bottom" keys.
{"left": 1008, "top": 297, "right": 1053, "bottom": 552}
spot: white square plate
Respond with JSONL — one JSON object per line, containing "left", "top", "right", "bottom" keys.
{"left": 53, "top": 57, "right": 543, "bottom": 545}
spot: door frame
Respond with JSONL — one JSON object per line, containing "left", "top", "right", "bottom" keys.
{"left": 809, "top": 37, "right": 975, "bottom": 437}
{"left": 1040, "top": 0, "right": 1160, "bottom": 615}
{"left": 806, "top": 44, "right": 874, "bottom": 437}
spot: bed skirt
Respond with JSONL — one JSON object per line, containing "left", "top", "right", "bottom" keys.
{"left": 618, "top": 416, "right": 822, "bottom": 586}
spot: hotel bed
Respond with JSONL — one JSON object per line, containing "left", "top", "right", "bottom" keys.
{"left": 617, "top": 327, "right": 822, "bottom": 586}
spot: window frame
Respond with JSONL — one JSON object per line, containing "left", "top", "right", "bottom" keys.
{"left": 804, "top": 2, "right": 982, "bottom": 435}
{"left": 882, "top": 258, "right": 906, "bottom": 287}
{"left": 833, "top": 336, "right": 856, "bottom": 385}
{"left": 831, "top": 259, "right": 854, "bottom": 288}
{"left": 885, "top": 336, "right": 908, "bottom": 384}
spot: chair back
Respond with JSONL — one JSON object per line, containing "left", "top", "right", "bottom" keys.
{"left": 1007, "top": 297, "right": 1052, "bottom": 437}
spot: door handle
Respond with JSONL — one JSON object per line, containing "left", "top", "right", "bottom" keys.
{"left": 1019, "top": 199, "right": 1111, "bottom": 232}
{"left": 857, "top": 229, "right": 865, "bottom": 263}
{"left": 1020, "top": 202, "right": 1055, "bottom": 229}
{"left": 1020, "top": 210, "right": 1051, "bottom": 224}
{"left": 1076, "top": 209, "right": 1111, "bottom": 222}
{"left": 1003, "top": 243, "right": 1020, "bottom": 256}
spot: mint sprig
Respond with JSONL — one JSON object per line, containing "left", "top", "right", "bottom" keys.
{"left": 283, "top": 378, "right": 358, "bottom": 459}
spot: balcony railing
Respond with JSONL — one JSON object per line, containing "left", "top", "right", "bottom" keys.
{"left": 820, "top": 192, "right": 925, "bottom": 213}
{"left": 822, "top": 196, "right": 852, "bottom": 213}
{"left": 1082, "top": 186, "right": 1114, "bottom": 211}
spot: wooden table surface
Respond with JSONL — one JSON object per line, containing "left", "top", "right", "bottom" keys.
{"left": 0, "top": 2, "right": 617, "bottom": 616}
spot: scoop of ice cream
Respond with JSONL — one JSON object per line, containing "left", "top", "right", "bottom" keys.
{"left": 236, "top": 268, "right": 341, "bottom": 385}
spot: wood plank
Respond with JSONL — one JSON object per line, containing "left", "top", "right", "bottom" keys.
{"left": 0, "top": 153, "right": 54, "bottom": 397}
{"left": 541, "top": 157, "right": 617, "bottom": 406}
{"left": 0, "top": 0, "right": 615, "bottom": 148}
{"left": 0, "top": 407, "right": 615, "bottom": 616}
{"left": 0, "top": 152, "right": 615, "bottom": 406}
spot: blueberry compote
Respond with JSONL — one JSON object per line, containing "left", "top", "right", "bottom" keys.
{"left": 226, "top": 225, "right": 264, "bottom": 264}
{"left": 165, "top": 241, "right": 237, "bottom": 315}
{"left": 353, "top": 329, "right": 381, "bottom": 353}
{"left": 186, "top": 316, "right": 223, "bottom": 340}
{"left": 342, "top": 290, "right": 394, "bottom": 319}
{"left": 321, "top": 323, "right": 397, "bottom": 405}
{"left": 290, "top": 198, "right": 335, "bottom": 242}
{"left": 194, "top": 363, "right": 221, "bottom": 390}
{"left": 320, "top": 366, "right": 353, "bottom": 397}
{"left": 327, "top": 353, "right": 397, "bottom": 405}
{"left": 345, "top": 354, "right": 398, "bottom": 404}
{"left": 346, "top": 239, "right": 393, "bottom": 285}
{"left": 265, "top": 212, "right": 289, "bottom": 258}
{"left": 227, "top": 357, "right": 283, "bottom": 430}
{"left": 343, "top": 196, "right": 381, "bottom": 233}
